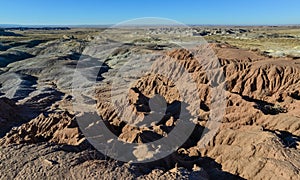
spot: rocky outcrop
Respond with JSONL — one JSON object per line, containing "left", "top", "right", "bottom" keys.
{"left": 0, "top": 111, "right": 84, "bottom": 146}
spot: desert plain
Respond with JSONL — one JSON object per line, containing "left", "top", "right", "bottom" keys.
{"left": 0, "top": 26, "right": 299, "bottom": 179}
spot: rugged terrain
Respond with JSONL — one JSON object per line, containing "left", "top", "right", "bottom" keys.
{"left": 0, "top": 26, "right": 299, "bottom": 179}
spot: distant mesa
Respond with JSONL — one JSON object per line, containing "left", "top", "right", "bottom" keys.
{"left": 0, "top": 29, "right": 23, "bottom": 37}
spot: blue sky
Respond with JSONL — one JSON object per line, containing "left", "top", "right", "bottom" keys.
{"left": 0, "top": 0, "right": 299, "bottom": 25}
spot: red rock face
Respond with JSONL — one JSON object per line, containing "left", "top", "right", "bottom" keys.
{"left": 93, "top": 45, "right": 300, "bottom": 178}
{"left": 0, "top": 111, "right": 84, "bottom": 146}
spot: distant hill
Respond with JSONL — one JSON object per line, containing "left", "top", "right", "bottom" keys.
{"left": 3, "top": 27, "right": 71, "bottom": 31}
{"left": 0, "top": 24, "right": 110, "bottom": 29}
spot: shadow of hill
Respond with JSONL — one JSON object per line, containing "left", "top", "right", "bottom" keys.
{"left": 233, "top": 93, "right": 287, "bottom": 115}
{"left": 265, "top": 129, "right": 300, "bottom": 148}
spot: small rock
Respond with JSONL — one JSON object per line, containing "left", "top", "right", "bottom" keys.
{"left": 43, "top": 159, "right": 56, "bottom": 166}
{"left": 192, "top": 164, "right": 201, "bottom": 172}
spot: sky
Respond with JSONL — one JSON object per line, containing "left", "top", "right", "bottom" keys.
{"left": 0, "top": 0, "right": 299, "bottom": 25}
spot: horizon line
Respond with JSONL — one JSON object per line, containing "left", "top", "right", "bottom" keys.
{"left": 1, "top": 23, "right": 300, "bottom": 26}
{"left": 1, "top": 24, "right": 300, "bottom": 29}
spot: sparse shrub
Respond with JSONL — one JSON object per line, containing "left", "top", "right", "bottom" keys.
{"left": 262, "top": 104, "right": 287, "bottom": 115}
